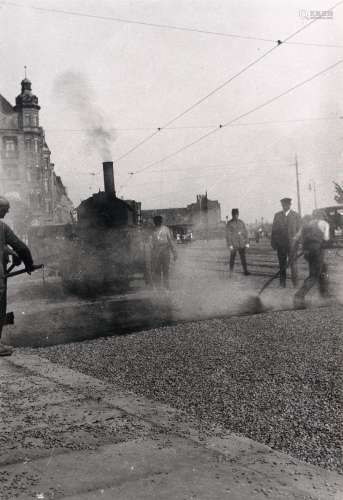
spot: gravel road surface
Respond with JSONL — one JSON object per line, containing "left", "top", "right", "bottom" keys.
{"left": 22, "top": 304, "right": 343, "bottom": 473}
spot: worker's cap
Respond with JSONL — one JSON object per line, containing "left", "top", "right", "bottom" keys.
{"left": 280, "top": 197, "right": 292, "bottom": 204}
{"left": 313, "top": 209, "right": 328, "bottom": 221}
{"left": 0, "top": 196, "right": 10, "bottom": 207}
{"left": 153, "top": 215, "right": 163, "bottom": 224}
{"left": 232, "top": 208, "right": 239, "bottom": 215}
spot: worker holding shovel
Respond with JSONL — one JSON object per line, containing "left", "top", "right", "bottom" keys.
{"left": 0, "top": 196, "right": 35, "bottom": 356}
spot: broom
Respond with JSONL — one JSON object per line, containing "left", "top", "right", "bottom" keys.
{"left": 246, "top": 252, "right": 303, "bottom": 314}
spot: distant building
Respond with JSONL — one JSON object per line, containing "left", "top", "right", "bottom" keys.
{"left": 0, "top": 77, "right": 73, "bottom": 234}
{"left": 186, "top": 194, "right": 221, "bottom": 227}
{"left": 141, "top": 193, "right": 221, "bottom": 236}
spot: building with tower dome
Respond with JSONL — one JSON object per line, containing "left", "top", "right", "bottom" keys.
{"left": 0, "top": 76, "right": 73, "bottom": 236}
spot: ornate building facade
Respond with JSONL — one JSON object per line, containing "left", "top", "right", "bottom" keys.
{"left": 0, "top": 77, "right": 73, "bottom": 234}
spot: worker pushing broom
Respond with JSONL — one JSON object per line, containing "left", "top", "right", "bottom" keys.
{"left": 247, "top": 198, "right": 330, "bottom": 314}
{"left": 292, "top": 210, "right": 330, "bottom": 309}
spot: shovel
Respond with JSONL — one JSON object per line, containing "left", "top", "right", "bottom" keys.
{"left": 5, "top": 263, "right": 43, "bottom": 279}
{"left": 3, "top": 264, "right": 43, "bottom": 326}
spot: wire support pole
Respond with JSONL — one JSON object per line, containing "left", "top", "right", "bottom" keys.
{"left": 310, "top": 178, "right": 318, "bottom": 209}
{"left": 295, "top": 155, "right": 302, "bottom": 217}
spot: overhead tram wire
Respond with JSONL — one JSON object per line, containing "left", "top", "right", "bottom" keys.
{"left": 118, "top": 157, "right": 294, "bottom": 191}
{"left": 0, "top": 1, "right": 276, "bottom": 42}
{"left": 43, "top": 116, "right": 342, "bottom": 133}
{"left": 134, "top": 160, "right": 294, "bottom": 179}
{"left": 130, "top": 57, "right": 343, "bottom": 177}
{"left": 119, "top": 162, "right": 294, "bottom": 190}
{"left": 4, "top": 1, "right": 343, "bottom": 166}
{"left": 114, "top": 0, "right": 343, "bottom": 164}
{"left": 3, "top": 0, "right": 343, "bottom": 48}
{"left": 1, "top": 1, "right": 343, "bottom": 49}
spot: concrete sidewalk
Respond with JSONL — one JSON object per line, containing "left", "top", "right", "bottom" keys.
{"left": 1, "top": 353, "right": 342, "bottom": 499}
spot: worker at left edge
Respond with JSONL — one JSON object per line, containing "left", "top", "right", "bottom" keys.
{"left": 0, "top": 196, "right": 35, "bottom": 356}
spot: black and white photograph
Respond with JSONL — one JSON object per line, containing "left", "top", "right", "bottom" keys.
{"left": 0, "top": 0, "right": 343, "bottom": 498}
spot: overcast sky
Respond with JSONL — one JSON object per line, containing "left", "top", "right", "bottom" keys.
{"left": 1, "top": 0, "right": 342, "bottom": 222}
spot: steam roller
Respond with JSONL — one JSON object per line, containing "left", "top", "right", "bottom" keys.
{"left": 2, "top": 162, "right": 172, "bottom": 348}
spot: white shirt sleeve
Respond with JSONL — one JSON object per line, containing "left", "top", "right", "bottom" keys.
{"left": 318, "top": 220, "right": 330, "bottom": 241}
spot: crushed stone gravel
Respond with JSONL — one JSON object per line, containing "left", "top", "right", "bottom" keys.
{"left": 22, "top": 305, "right": 343, "bottom": 473}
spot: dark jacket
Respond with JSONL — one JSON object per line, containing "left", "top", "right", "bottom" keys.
{"left": 0, "top": 221, "right": 33, "bottom": 279}
{"left": 226, "top": 219, "right": 249, "bottom": 249}
{"left": 271, "top": 210, "right": 301, "bottom": 250}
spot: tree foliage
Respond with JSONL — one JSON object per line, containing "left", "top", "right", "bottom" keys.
{"left": 333, "top": 181, "right": 343, "bottom": 204}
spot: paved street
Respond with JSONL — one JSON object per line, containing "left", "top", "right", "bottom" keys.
{"left": 1, "top": 239, "right": 343, "bottom": 498}
{"left": 1, "top": 351, "right": 343, "bottom": 499}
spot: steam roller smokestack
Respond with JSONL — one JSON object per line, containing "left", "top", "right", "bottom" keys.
{"left": 103, "top": 161, "right": 116, "bottom": 196}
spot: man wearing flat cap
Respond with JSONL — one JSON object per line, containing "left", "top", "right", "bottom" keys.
{"left": 271, "top": 197, "right": 301, "bottom": 287}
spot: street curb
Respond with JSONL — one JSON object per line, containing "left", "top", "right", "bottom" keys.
{"left": 8, "top": 353, "right": 343, "bottom": 499}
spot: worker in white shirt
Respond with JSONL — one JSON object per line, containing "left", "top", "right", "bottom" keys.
{"left": 293, "top": 210, "right": 330, "bottom": 308}
{"left": 226, "top": 208, "right": 250, "bottom": 276}
{"left": 151, "top": 215, "right": 177, "bottom": 289}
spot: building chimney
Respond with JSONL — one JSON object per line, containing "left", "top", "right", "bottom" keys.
{"left": 103, "top": 161, "right": 116, "bottom": 195}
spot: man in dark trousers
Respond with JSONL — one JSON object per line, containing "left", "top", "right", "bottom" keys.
{"left": 226, "top": 208, "right": 250, "bottom": 276}
{"left": 151, "top": 215, "right": 177, "bottom": 289}
{"left": 0, "top": 196, "right": 34, "bottom": 356}
{"left": 293, "top": 211, "right": 330, "bottom": 308}
{"left": 271, "top": 197, "right": 301, "bottom": 287}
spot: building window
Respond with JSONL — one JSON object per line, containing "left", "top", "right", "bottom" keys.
{"left": 33, "top": 164, "right": 41, "bottom": 182}
{"left": 2, "top": 137, "right": 18, "bottom": 158}
{"left": 24, "top": 114, "right": 31, "bottom": 127}
{"left": 34, "top": 138, "right": 39, "bottom": 152}
{"left": 29, "top": 191, "right": 43, "bottom": 210}
{"left": 4, "top": 166, "right": 19, "bottom": 180}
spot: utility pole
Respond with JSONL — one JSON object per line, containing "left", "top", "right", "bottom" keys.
{"left": 309, "top": 179, "right": 318, "bottom": 210}
{"left": 313, "top": 181, "right": 318, "bottom": 210}
{"left": 295, "top": 155, "right": 302, "bottom": 217}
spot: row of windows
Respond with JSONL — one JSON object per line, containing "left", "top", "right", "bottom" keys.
{"left": 1, "top": 136, "right": 42, "bottom": 158}
{"left": 1, "top": 164, "right": 51, "bottom": 186}
{"left": 23, "top": 113, "right": 39, "bottom": 127}
{"left": 25, "top": 137, "right": 40, "bottom": 152}
{"left": 1, "top": 166, "right": 19, "bottom": 180}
